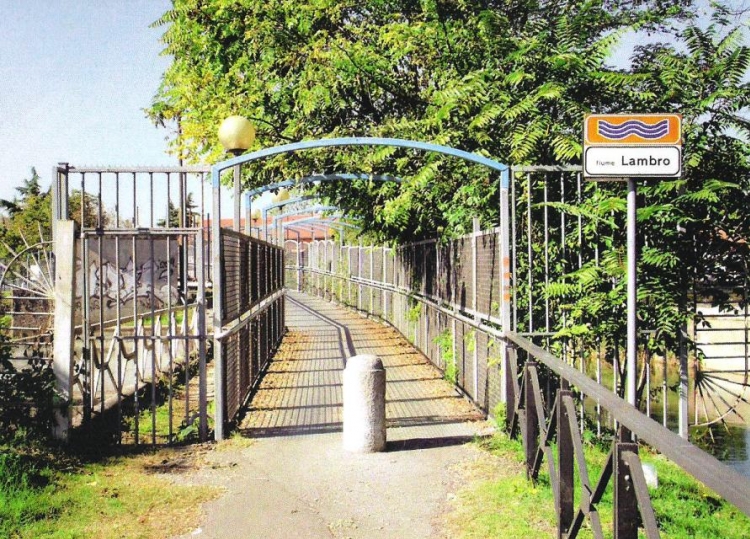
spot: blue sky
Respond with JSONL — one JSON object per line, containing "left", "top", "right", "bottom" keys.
{"left": 0, "top": 1, "right": 745, "bottom": 207}
{"left": 0, "top": 1, "right": 173, "bottom": 202}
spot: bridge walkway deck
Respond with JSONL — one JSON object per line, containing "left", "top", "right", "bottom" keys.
{"left": 240, "top": 290, "right": 483, "bottom": 441}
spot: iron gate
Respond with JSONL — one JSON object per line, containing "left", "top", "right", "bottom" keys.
{"left": 52, "top": 165, "right": 212, "bottom": 444}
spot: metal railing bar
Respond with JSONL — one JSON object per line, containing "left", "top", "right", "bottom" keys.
{"left": 512, "top": 165, "right": 583, "bottom": 173}
{"left": 79, "top": 228, "right": 203, "bottom": 236}
{"left": 68, "top": 166, "right": 210, "bottom": 174}
{"left": 563, "top": 395, "right": 604, "bottom": 539}
{"left": 590, "top": 447, "right": 614, "bottom": 506}
{"left": 504, "top": 331, "right": 750, "bottom": 517}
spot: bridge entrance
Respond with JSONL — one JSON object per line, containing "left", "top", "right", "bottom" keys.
{"left": 43, "top": 137, "right": 750, "bottom": 536}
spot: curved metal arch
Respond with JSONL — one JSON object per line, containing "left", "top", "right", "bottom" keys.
{"left": 281, "top": 213, "right": 344, "bottom": 228}
{"left": 283, "top": 223, "right": 345, "bottom": 242}
{"left": 280, "top": 216, "right": 344, "bottom": 245}
{"left": 245, "top": 172, "right": 401, "bottom": 199}
{"left": 272, "top": 221, "right": 357, "bottom": 238}
{"left": 279, "top": 218, "right": 358, "bottom": 231}
{"left": 213, "top": 137, "right": 509, "bottom": 187}
{"left": 263, "top": 194, "right": 319, "bottom": 213}
{"left": 272, "top": 206, "right": 341, "bottom": 244}
{"left": 262, "top": 195, "right": 321, "bottom": 241}
{"left": 274, "top": 205, "right": 340, "bottom": 222}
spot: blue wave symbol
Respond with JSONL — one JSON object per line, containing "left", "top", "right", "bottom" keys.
{"left": 597, "top": 119, "right": 670, "bottom": 140}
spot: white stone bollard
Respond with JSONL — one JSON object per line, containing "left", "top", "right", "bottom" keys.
{"left": 343, "top": 354, "right": 386, "bottom": 452}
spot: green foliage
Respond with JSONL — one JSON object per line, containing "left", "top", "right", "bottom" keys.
{"left": 0, "top": 168, "right": 106, "bottom": 257}
{"left": 149, "top": 0, "right": 701, "bottom": 243}
{"left": 492, "top": 401, "right": 506, "bottom": 428}
{"left": 157, "top": 193, "right": 199, "bottom": 227}
{"left": 150, "top": 1, "right": 750, "bottom": 387}
{"left": 433, "top": 329, "right": 457, "bottom": 383}
{"left": 0, "top": 168, "right": 51, "bottom": 257}
{"left": 537, "top": 13, "right": 750, "bottom": 396}
{"left": 0, "top": 326, "right": 55, "bottom": 447}
{"left": 465, "top": 329, "right": 476, "bottom": 353}
{"left": 466, "top": 430, "right": 750, "bottom": 538}
{"left": 406, "top": 300, "right": 421, "bottom": 323}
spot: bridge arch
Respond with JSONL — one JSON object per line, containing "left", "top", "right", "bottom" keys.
{"left": 211, "top": 136, "right": 509, "bottom": 184}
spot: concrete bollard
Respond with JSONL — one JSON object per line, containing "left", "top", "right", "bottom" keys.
{"left": 343, "top": 354, "right": 386, "bottom": 452}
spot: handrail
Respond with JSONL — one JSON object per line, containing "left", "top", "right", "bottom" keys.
{"left": 505, "top": 331, "right": 750, "bottom": 517}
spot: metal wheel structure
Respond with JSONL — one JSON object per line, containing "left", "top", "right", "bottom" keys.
{"left": 693, "top": 364, "right": 750, "bottom": 428}
{"left": 691, "top": 286, "right": 750, "bottom": 428}
{"left": 0, "top": 232, "right": 55, "bottom": 366}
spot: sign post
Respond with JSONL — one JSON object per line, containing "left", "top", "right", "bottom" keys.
{"left": 583, "top": 114, "right": 682, "bottom": 409}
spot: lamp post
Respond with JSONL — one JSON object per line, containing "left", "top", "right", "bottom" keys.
{"left": 218, "top": 115, "right": 255, "bottom": 232}
{"left": 214, "top": 115, "right": 254, "bottom": 443}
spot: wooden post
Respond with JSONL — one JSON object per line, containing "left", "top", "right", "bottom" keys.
{"left": 614, "top": 440, "right": 640, "bottom": 539}
{"left": 524, "top": 363, "right": 539, "bottom": 479}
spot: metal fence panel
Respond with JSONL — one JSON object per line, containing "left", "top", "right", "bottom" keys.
{"left": 216, "top": 229, "right": 285, "bottom": 434}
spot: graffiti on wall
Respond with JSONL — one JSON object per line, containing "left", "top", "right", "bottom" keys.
{"left": 76, "top": 237, "right": 180, "bottom": 322}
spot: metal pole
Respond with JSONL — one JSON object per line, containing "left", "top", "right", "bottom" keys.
{"left": 296, "top": 231, "right": 301, "bottom": 292}
{"left": 678, "top": 324, "right": 689, "bottom": 438}
{"left": 245, "top": 193, "right": 252, "bottom": 236}
{"left": 212, "top": 168, "right": 225, "bottom": 440}
{"left": 233, "top": 164, "right": 241, "bottom": 232}
{"left": 499, "top": 169, "right": 512, "bottom": 405}
{"left": 262, "top": 207, "right": 268, "bottom": 241}
{"left": 627, "top": 178, "right": 637, "bottom": 408}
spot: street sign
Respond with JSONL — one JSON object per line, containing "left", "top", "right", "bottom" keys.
{"left": 582, "top": 113, "right": 682, "bottom": 409}
{"left": 583, "top": 113, "right": 682, "bottom": 179}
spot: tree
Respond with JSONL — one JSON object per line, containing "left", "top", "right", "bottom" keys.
{"left": 0, "top": 168, "right": 110, "bottom": 258}
{"left": 157, "top": 193, "right": 199, "bottom": 227}
{"left": 149, "top": 0, "right": 698, "bottom": 240}
{"left": 0, "top": 169, "right": 51, "bottom": 258}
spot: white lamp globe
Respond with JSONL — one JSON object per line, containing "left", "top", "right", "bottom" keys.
{"left": 218, "top": 115, "right": 256, "bottom": 154}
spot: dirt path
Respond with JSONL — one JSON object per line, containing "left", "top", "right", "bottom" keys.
{"left": 172, "top": 292, "right": 493, "bottom": 538}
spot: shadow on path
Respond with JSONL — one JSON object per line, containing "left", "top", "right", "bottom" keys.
{"left": 240, "top": 292, "right": 484, "bottom": 448}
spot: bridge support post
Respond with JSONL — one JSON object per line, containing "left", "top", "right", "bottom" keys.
{"left": 499, "top": 168, "right": 513, "bottom": 407}
{"left": 343, "top": 354, "right": 386, "bottom": 452}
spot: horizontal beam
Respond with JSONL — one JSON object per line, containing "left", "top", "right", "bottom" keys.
{"left": 246, "top": 173, "right": 401, "bottom": 198}
{"left": 66, "top": 166, "right": 211, "bottom": 174}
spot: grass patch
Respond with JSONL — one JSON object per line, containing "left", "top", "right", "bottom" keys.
{"left": 448, "top": 428, "right": 750, "bottom": 538}
{"left": 0, "top": 444, "right": 219, "bottom": 539}
{"left": 444, "top": 434, "right": 555, "bottom": 538}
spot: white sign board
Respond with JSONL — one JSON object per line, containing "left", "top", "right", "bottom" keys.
{"left": 584, "top": 146, "right": 681, "bottom": 177}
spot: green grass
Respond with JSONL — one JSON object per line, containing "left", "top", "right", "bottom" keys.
{"left": 445, "top": 434, "right": 556, "bottom": 538}
{"left": 0, "top": 444, "right": 217, "bottom": 539}
{"left": 129, "top": 386, "right": 216, "bottom": 445}
{"left": 450, "top": 425, "right": 750, "bottom": 538}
